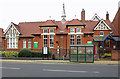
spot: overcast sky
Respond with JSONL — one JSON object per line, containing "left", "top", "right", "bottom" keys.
{"left": 0, "top": 0, "right": 120, "bottom": 30}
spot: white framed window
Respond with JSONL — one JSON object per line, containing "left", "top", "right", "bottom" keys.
{"left": 49, "top": 28, "right": 54, "bottom": 33}
{"left": 16, "top": 39, "right": 18, "bottom": 48}
{"left": 23, "top": 40, "right": 26, "bottom": 48}
{"left": 6, "top": 25, "right": 19, "bottom": 49}
{"left": 77, "top": 35, "right": 81, "bottom": 45}
{"left": 43, "top": 29, "right": 47, "bottom": 33}
{"left": 28, "top": 40, "right": 31, "bottom": 48}
{"left": 43, "top": 35, "right": 47, "bottom": 47}
{"left": 100, "top": 31, "right": 104, "bottom": 36}
{"left": 70, "top": 35, "right": 74, "bottom": 45}
{"left": 77, "top": 28, "right": 81, "bottom": 33}
{"left": 70, "top": 28, "right": 75, "bottom": 33}
{"left": 50, "top": 35, "right": 54, "bottom": 48}
{"left": 7, "top": 38, "right": 9, "bottom": 48}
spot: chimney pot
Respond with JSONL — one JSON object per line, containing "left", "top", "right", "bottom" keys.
{"left": 106, "top": 11, "right": 109, "bottom": 20}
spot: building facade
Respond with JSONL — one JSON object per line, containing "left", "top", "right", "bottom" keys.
{"left": 0, "top": 28, "right": 3, "bottom": 51}
{"left": 2, "top": 4, "right": 120, "bottom": 58}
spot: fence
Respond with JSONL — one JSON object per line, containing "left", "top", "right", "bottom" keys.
{"left": 0, "top": 48, "right": 70, "bottom": 60}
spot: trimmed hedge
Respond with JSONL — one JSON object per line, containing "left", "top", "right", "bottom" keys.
{"left": 18, "top": 48, "right": 52, "bottom": 57}
{"left": 0, "top": 51, "right": 19, "bottom": 57}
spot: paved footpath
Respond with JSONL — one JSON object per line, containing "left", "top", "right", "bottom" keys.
{"left": 0, "top": 59, "right": 119, "bottom": 65}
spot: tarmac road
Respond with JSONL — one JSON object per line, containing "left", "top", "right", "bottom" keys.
{"left": 1, "top": 62, "right": 119, "bottom": 77}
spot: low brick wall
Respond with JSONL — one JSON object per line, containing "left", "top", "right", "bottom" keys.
{"left": 111, "top": 50, "right": 120, "bottom": 60}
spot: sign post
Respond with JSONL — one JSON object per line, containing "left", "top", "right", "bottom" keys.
{"left": 57, "top": 46, "right": 59, "bottom": 60}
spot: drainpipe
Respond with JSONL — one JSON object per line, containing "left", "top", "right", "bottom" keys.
{"left": 102, "top": 41, "right": 104, "bottom": 55}
{"left": 4, "top": 38, "right": 5, "bottom": 51}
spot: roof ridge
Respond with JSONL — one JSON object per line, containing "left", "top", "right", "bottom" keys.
{"left": 19, "top": 21, "right": 45, "bottom": 24}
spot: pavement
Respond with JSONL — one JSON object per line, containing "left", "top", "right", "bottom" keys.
{"left": 0, "top": 59, "right": 119, "bottom": 65}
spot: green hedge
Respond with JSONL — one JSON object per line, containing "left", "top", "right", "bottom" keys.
{"left": 101, "top": 53, "right": 111, "bottom": 58}
{"left": 0, "top": 51, "right": 19, "bottom": 57}
{"left": 0, "top": 49, "right": 52, "bottom": 58}
{"left": 18, "top": 48, "right": 52, "bottom": 57}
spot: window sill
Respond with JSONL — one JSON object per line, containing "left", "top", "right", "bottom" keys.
{"left": 7, "top": 48, "right": 18, "bottom": 49}
{"left": 49, "top": 47, "right": 54, "bottom": 49}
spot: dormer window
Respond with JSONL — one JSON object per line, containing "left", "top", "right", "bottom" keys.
{"left": 43, "top": 29, "right": 47, "bottom": 33}
{"left": 77, "top": 28, "right": 81, "bottom": 33}
{"left": 70, "top": 28, "right": 75, "bottom": 33}
{"left": 50, "top": 28, "right": 54, "bottom": 33}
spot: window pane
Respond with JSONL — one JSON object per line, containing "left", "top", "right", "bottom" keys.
{"left": 50, "top": 29, "right": 54, "bottom": 33}
{"left": 44, "top": 29, "right": 47, "bottom": 33}
{"left": 70, "top": 28, "right": 75, "bottom": 33}
{"left": 23, "top": 40, "right": 26, "bottom": 48}
{"left": 77, "top": 28, "right": 81, "bottom": 32}
{"left": 70, "top": 35, "right": 74, "bottom": 45}
{"left": 77, "top": 35, "right": 81, "bottom": 45}
{"left": 28, "top": 40, "right": 31, "bottom": 48}
{"left": 100, "top": 31, "right": 104, "bottom": 36}
{"left": 50, "top": 35, "right": 54, "bottom": 48}
{"left": 44, "top": 35, "right": 47, "bottom": 47}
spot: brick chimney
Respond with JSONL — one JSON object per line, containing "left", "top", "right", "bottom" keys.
{"left": 81, "top": 9, "right": 85, "bottom": 23}
{"left": 106, "top": 11, "right": 109, "bottom": 20}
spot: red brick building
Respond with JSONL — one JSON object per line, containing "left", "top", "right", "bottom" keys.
{"left": 0, "top": 28, "right": 3, "bottom": 51}
{"left": 2, "top": 4, "right": 120, "bottom": 58}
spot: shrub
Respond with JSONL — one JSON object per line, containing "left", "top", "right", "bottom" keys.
{"left": 0, "top": 51, "right": 19, "bottom": 57}
{"left": 18, "top": 49, "right": 53, "bottom": 58}
{"left": 30, "top": 51, "right": 42, "bottom": 57}
{"left": 101, "top": 53, "right": 111, "bottom": 58}
{"left": 18, "top": 48, "right": 31, "bottom": 57}
{"left": 49, "top": 51, "right": 52, "bottom": 57}
{"left": 18, "top": 49, "right": 43, "bottom": 57}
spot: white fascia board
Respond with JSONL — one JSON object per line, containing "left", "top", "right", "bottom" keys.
{"left": 4, "top": 23, "right": 20, "bottom": 35}
{"left": 94, "top": 20, "right": 111, "bottom": 30}
{"left": 91, "top": 14, "right": 101, "bottom": 21}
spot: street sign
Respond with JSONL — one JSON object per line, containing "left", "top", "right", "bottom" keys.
{"left": 87, "top": 41, "right": 92, "bottom": 45}
{"left": 34, "top": 42, "right": 38, "bottom": 48}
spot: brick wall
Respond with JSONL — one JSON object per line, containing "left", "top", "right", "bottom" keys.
{"left": 111, "top": 50, "right": 120, "bottom": 60}
{"left": 0, "top": 28, "right": 3, "bottom": 51}
{"left": 93, "top": 30, "right": 111, "bottom": 36}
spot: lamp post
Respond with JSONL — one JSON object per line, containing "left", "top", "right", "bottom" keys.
{"left": 57, "top": 46, "right": 59, "bottom": 60}
{"left": 56, "top": 41, "right": 59, "bottom": 60}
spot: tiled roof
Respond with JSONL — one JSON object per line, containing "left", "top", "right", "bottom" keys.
{"left": 112, "top": 8, "right": 120, "bottom": 36}
{"left": 12, "top": 22, "right": 21, "bottom": 33}
{"left": 9, "top": 18, "right": 116, "bottom": 37}
{"left": 18, "top": 22, "right": 44, "bottom": 36}
{"left": 83, "top": 21, "right": 99, "bottom": 33}
{"left": 40, "top": 20, "right": 57, "bottom": 26}
{"left": 93, "top": 35, "right": 120, "bottom": 41}
{"left": 67, "top": 19, "right": 84, "bottom": 25}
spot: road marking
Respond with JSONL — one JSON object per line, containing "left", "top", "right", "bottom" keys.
{"left": 0, "top": 67, "right": 21, "bottom": 70}
{"left": 43, "top": 69, "right": 99, "bottom": 74}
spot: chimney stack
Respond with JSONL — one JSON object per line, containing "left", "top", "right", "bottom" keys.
{"left": 106, "top": 11, "right": 109, "bottom": 20}
{"left": 81, "top": 9, "right": 85, "bottom": 23}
